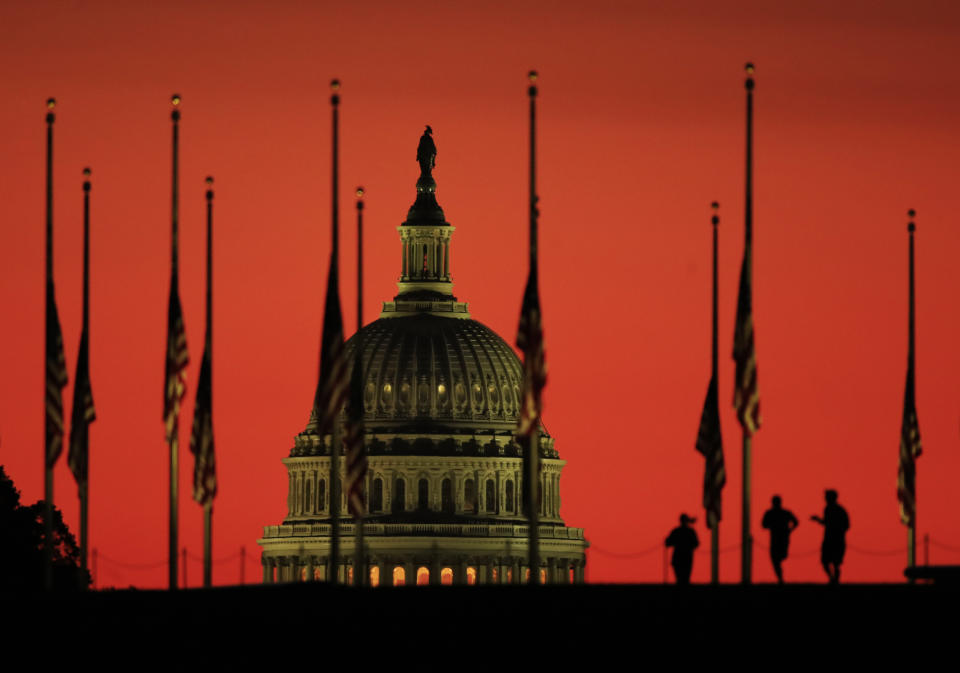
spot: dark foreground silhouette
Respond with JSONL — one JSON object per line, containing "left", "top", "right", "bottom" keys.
{"left": 1, "top": 465, "right": 90, "bottom": 592}
{"left": 811, "top": 489, "right": 850, "bottom": 584}
{"left": 665, "top": 513, "right": 700, "bottom": 584}
{"left": 762, "top": 495, "right": 799, "bottom": 584}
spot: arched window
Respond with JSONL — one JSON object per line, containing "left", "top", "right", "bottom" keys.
{"left": 464, "top": 479, "right": 476, "bottom": 513}
{"left": 418, "top": 479, "right": 429, "bottom": 510}
{"left": 369, "top": 566, "right": 380, "bottom": 588}
{"left": 441, "top": 478, "right": 453, "bottom": 513}
{"left": 485, "top": 479, "right": 496, "bottom": 513}
{"left": 441, "top": 567, "right": 453, "bottom": 585}
{"left": 467, "top": 567, "right": 477, "bottom": 585}
{"left": 371, "top": 478, "right": 383, "bottom": 512}
{"left": 416, "top": 566, "right": 430, "bottom": 585}
{"left": 393, "top": 478, "right": 406, "bottom": 513}
{"left": 505, "top": 480, "right": 514, "bottom": 513}
{"left": 393, "top": 566, "right": 405, "bottom": 586}
{"left": 305, "top": 481, "right": 312, "bottom": 514}
{"left": 318, "top": 479, "right": 327, "bottom": 512}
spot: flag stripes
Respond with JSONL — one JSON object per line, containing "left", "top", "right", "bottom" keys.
{"left": 68, "top": 327, "right": 95, "bottom": 487}
{"left": 733, "top": 245, "right": 760, "bottom": 434}
{"left": 190, "top": 341, "right": 216, "bottom": 505}
{"left": 898, "top": 367, "right": 922, "bottom": 526}
{"left": 516, "top": 270, "right": 546, "bottom": 441}
{"left": 696, "top": 373, "right": 725, "bottom": 528}
{"left": 45, "top": 280, "right": 69, "bottom": 468}
{"left": 164, "top": 273, "right": 188, "bottom": 444}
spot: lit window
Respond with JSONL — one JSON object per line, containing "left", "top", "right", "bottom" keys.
{"left": 441, "top": 568, "right": 453, "bottom": 585}
{"left": 467, "top": 567, "right": 477, "bottom": 585}
{"left": 393, "top": 566, "right": 405, "bottom": 586}
{"left": 369, "top": 566, "right": 380, "bottom": 588}
{"left": 416, "top": 566, "right": 430, "bottom": 585}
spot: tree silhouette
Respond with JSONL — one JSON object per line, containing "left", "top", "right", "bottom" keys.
{"left": 0, "top": 465, "right": 90, "bottom": 592}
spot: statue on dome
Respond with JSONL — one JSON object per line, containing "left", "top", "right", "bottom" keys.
{"left": 417, "top": 125, "right": 437, "bottom": 177}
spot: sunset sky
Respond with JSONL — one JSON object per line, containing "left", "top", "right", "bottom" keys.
{"left": 2, "top": 0, "right": 959, "bottom": 586}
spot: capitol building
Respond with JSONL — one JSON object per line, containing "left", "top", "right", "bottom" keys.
{"left": 257, "top": 132, "right": 588, "bottom": 585}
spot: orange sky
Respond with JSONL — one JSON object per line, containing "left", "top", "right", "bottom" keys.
{"left": 2, "top": 0, "right": 960, "bottom": 586}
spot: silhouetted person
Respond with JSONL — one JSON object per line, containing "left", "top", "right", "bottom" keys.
{"left": 665, "top": 513, "right": 699, "bottom": 585}
{"left": 762, "top": 495, "right": 798, "bottom": 584}
{"left": 811, "top": 489, "right": 849, "bottom": 584}
{"left": 417, "top": 125, "right": 436, "bottom": 176}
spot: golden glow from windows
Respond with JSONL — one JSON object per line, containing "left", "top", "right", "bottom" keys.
{"left": 369, "top": 565, "right": 380, "bottom": 587}
{"left": 466, "top": 567, "right": 477, "bottom": 585}
{"left": 416, "top": 566, "right": 430, "bottom": 585}
{"left": 441, "top": 567, "right": 453, "bottom": 585}
{"left": 393, "top": 566, "right": 406, "bottom": 586}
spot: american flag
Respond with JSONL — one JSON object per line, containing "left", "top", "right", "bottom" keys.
{"left": 45, "top": 279, "right": 69, "bottom": 468}
{"left": 68, "top": 327, "right": 95, "bottom": 488}
{"left": 313, "top": 255, "right": 348, "bottom": 442}
{"left": 733, "top": 237, "right": 761, "bottom": 434}
{"left": 344, "top": 341, "right": 366, "bottom": 518}
{"left": 190, "top": 336, "right": 216, "bottom": 505}
{"left": 695, "top": 373, "right": 725, "bottom": 528}
{"left": 164, "top": 273, "right": 189, "bottom": 445}
{"left": 898, "top": 364, "right": 922, "bottom": 526}
{"left": 517, "top": 242, "right": 547, "bottom": 516}
{"left": 516, "top": 263, "right": 546, "bottom": 441}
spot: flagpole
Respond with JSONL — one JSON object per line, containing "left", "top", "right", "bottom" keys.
{"left": 907, "top": 209, "right": 917, "bottom": 574}
{"left": 43, "top": 97, "right": 56, "bottom": 593}
{"left": 203, "top": 177, "right": 214, "bottom": 589}
{"left": 169, "top": 93, "right": 181, "bottom": 590}
{"left": 329, "top": 79, "right": 341, "bottom": 584}
{"left": 711, "top": 202, "right": 720, "bottom": 585}
{"left": 741, "top": 64, "right": 755, "bottom": 586}
{"left": 527, "top": 70, "right": 540, "bottom": 585}
{"left": 80, "top": 167, "right": 92, "bottom": 587}
{"left": 354, "top": 186, "right": 365, "bottom": 587}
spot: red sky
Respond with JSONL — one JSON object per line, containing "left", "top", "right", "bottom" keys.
{"left": 2, "top": 0, "right": 959, "bottom": 587}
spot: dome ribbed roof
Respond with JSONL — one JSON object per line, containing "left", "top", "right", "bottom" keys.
{"left": 303, "top": 314, "right": 540, "bottom": 435}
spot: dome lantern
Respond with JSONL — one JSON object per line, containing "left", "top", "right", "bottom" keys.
{"left": 382, "top": 127, "right": 471, "bottom": 319}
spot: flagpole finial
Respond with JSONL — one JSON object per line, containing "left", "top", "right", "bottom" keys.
{"left": 331, "top": 79, "right": 341, "bottom": 105}
{"left": 46, "top": 97, "right": 56, "bottom": 123}
{"left": 171, "top": 93, "right": 181, "bottom": 121}
{"left": 745, "top": 62, "right": 755, "bottom": 90}
{"left": 356, "top": 186, "right": 365, "bottom": 210}
{"left": 205, "top": 176, "right": 214, "bottom": 201}
{"left": 528, "top": 70, "right": 538, "bottom": 97}
{"left": 83, "top": 167, "right": 91, "bottom": 192}
{"left": 711, "top": 201, "right": 719, "bottom": 226}
{"left": 908, "top": 208, "right": 916, "bottom": 233}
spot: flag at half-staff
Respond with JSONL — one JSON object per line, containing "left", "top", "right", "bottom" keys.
{"left": 697, "top": 203, "right": 725, "bottom": 529}
{"left": 314, "top": 79, "right": 348, "bottom": 582}
{"left": 517, "top": 70, "right": 547, "bottom": 585}
{"left": 734, "top": 63, "right": 760, "bottom": 585}
{"left": 696, "top": 202, "right": 726, "bottom": 585}
{"left": 344, "top": 186, "right": 367, "bottom": 585}
{"left": 69, "top": 167, "right": 97, "bottom": 588}
{"left": 45, "top": 98, "right": 69, "bottom": 472}
{"left": 899, "top": 209, "right": 922, "bottom": 570}
{"left": 164, "top": 93, "right": 189, "bottom": 590}
{"left": 191, "top": 177, "right": 217, "bottom": 588}
{"left": 43, "top": 97, "right": 69, "bottom": 591}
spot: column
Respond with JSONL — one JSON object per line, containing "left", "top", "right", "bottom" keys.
{"left": 574, "top": 561, "right": 585, "bottom": 584}
{"left": 431, "top": 556, "right": 442, "bottom": 586}
{"left": 454, "top": 558, "right": 468, "bottom": 585}
{"left": 306, "top": 556, "right": 314, "bottom": 582}
{"left": 262, "top": 556, "right": 272, "bottom": 584}
{"left": 443, "top": 239, "right": 449, "bottom": 279}
{"left": 512, "top": 558, "right": 521, "bottom": 585}
{"left": 401, "top": 238, "right": 407, "bottom": 279}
